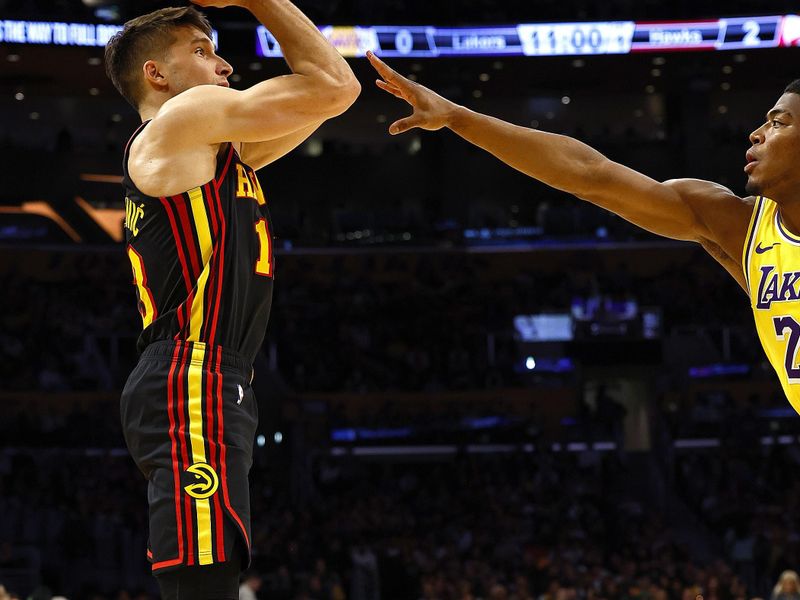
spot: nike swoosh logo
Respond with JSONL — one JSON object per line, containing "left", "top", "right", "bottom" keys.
{"left": 755, "top": 242, "right": 781, "bottom": 254}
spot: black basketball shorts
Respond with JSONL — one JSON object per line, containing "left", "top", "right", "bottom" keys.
{"left": 120, "top": 340, "right": 257, "bottom": 573}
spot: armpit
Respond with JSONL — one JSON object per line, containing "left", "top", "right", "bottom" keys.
{"left": 699, "top": 237, "right": 728, "bottom": 262}
{"left": 699, "top": 237, "right": 748, "bottom": 293}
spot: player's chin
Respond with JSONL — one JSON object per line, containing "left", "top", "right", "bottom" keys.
{"left": 744, "top": 176, "right": 762, "bottom": 196}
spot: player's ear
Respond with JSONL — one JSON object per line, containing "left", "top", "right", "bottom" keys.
{"left": 143, "top": 60, "right": 168, "bottom": 91}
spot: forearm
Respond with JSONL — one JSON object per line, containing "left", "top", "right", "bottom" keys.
{"left": 446, "top": 105, "right": 606, "bottom": 198}
{"left": 244, "top": 0, "right": 354, "bottom": 84}
{"left": 446, "top": 105, "right": 712, "bottom": 242}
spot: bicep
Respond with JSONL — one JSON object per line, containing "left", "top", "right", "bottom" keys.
{"left": 580, "top": 160, "right": 755, "bottom": 253}
{"left": 587, "top": 164, "right": 755, "bottom": 287}
{"left": 577, "top": 160, "right": 704, "bottom": 242}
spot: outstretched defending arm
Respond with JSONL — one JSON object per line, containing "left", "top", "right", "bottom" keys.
{"left": 367, "top": 51, "right": 754, "bottom": 271}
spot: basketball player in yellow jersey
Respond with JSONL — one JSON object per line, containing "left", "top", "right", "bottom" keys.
{"left": 367, "top": 52, "right": 800, "bottom": 412}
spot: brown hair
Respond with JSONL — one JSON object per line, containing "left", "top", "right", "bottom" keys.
{"left": 104, "top": 6, "right": 212, "bottom": 109}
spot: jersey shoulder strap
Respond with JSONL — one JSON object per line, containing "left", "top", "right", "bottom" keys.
{"left": 742, "top": 196, "right": 765, "bottom": 290}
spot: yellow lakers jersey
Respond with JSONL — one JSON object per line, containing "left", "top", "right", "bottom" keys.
{"left": 744, "top": 196, "right": 800, "bottom": 411}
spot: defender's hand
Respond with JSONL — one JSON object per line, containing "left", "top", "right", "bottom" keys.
{"left": 367, "top": 51, "right": 458, "bottom": 135}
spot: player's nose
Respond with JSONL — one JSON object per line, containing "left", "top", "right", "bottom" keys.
{"left": 218, "top": 58, "right": 233, "bottom": 78}
{"left": 749, "top": 126, "right": 763, "bottom": 145}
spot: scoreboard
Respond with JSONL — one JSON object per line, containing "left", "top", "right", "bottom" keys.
{"left": 256, "top": 14, "right": 800, "bottom": 58}
{"left": 1, "top": 14, "right": 797, "bottom": 57}
{"left": 630, "top": 16, "right": 782, "bottom": 52}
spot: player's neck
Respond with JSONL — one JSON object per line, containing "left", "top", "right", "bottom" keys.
{"left": 138, "top": 104, "right": 159, "bottom": 123}
{"left": 138, "top": 95, "right": 170, "bottom": 123}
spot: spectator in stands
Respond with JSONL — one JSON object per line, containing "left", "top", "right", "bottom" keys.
{"left": 772, "top": 571, "right": 800, "bottom": 600}
{"left": 27, "top": 586, "right": 53, "bottom": 600}
{"left": 350, "top": 542, "right": 380, "bottom": 600}
{"left": 239, "top": 569, "right": 262, "bottom": 600}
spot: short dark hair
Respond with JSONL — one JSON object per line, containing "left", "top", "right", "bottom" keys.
{"left": 784, "top": 79, "right": 800, "bottom": 96}
{"left": 104, "top": 6, "right": 212, "bottom": 109}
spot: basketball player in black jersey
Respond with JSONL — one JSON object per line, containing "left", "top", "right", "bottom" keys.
{"left": 104, "top": 1, "right": 359, "bottom": 597}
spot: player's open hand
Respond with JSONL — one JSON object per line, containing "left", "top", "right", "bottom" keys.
{"left": 367, "top": 51, "right": 457, "bottom": 135}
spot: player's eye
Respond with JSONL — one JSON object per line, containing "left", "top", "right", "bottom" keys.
{"left": 195, "top": 47, "right": 205, "bottom": 56}
{"left": 771, "top": 119, "right": 783, "bottom": 127}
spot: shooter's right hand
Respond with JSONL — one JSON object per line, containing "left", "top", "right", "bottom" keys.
{"left": 191, "top": 0, "right": 251, "bottom": 9}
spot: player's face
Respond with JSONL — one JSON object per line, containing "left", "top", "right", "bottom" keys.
{"left": 745, "top": 92, "right": 800, "bottom": 200}
{"left": 164, "top": 26, "right": 233, "bottom": 96}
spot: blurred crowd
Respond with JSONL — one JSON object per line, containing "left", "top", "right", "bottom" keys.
{"left": 0, "top": 251, "right": 137, "bottom": 393}
{"left": 676, "top": 445, "right": 800, "bottom": 595}
{"left": 270, "top": 248, "right": 757, "bottom": 393}
{"left": 4, "top": 443, "right": 800, "bottom": 600}
{"left": 0, "top": 244, "right": 760, "bottom": 394}
{"left": 0, "top": 247, "right": 794, "bottom": 600}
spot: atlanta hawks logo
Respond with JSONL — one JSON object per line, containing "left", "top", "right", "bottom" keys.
{"left": 183, "top": 463, "right": 219, "bottom": 499}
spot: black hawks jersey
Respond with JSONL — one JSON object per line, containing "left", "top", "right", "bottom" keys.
{"left": 122, "top": 122, "right": 274, "bottom": 365}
